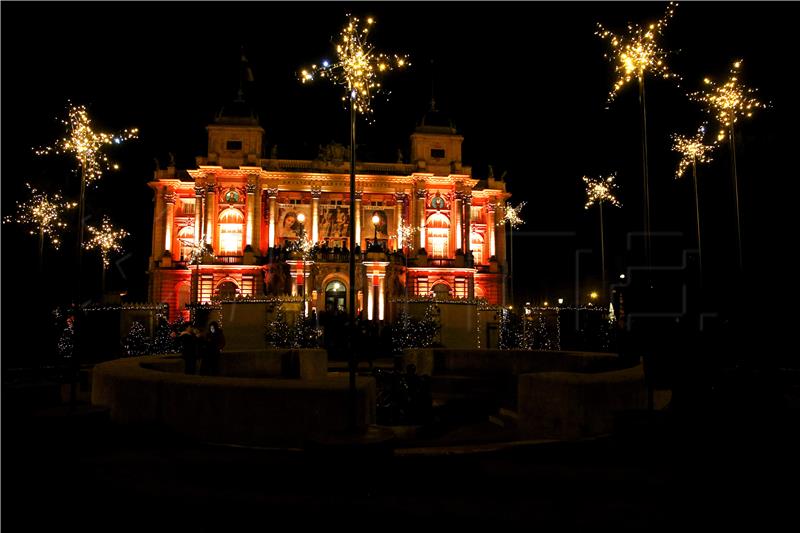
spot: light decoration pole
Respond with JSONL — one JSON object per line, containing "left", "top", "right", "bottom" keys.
{"left": 690, "top": 60, "right": 766, "bottom": 271}
{"left": 35, "top": 102, "right": 138, "bottom": 300}
{"left": 301, "top": 14, "right": 408, "bottom": 430}
{"left": 296, "top": 212, "right": 313, "bottom": 316}
{"left": 671, "top": 123, "right": 716, "bottom": 274}
{"left": 394, "top": 220, "right": 419, "bottom": 316}
{"left": 497, "top": 201, "right": 526, "bottom": 307}
{"left": 83, "top": 215, "right": 129, "bottom": 295}
{"left": 3, "top": 183, "right": 77, "bottom": 272}
{"left": 597, "top": 1, "right": 678, "bottom": 272}
{"left": 583, "top": 173, "right": 622, "bottom": 296}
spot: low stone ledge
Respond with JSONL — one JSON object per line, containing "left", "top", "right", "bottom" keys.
{"left": 518, "top": 364, "right": 647, "bottom": 440}
{"left": 91, "top": 355, "right": 373, "bottom": 447}
{"left": 218, "top": 349, "right": 327, "bottom": 380}
{"left": 402, "top": 348, "right": 629, "bottom": 377}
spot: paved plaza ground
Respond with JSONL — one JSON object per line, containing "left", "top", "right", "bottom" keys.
{"left": 3, "top": 366, "right": 800, "bottom": 530}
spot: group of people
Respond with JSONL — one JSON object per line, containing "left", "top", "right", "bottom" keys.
{"left": 179, "top": 320, "right": 225, "bottom": 375}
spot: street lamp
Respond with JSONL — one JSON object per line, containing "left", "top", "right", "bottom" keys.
{"left": 371, "top": 213, "right": 380, "bottom": 248}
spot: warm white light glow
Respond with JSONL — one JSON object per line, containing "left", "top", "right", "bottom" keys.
{"left": 596, "top": 2, "right": 679, "bottom": 102}
{"left": 84, "top": 215, "right": 129, "bottom": 268}
{"left": 583, "top": 173, "right": 622, "bottom": 209}
{"left": 3, "top": 183, "right": 76, "bottom": 249}
{"left": 35, "top": 102, "right": 138, "bottom": 185}
{"left": 671, "top": 123, "right": 717, "bottom": 179}
{"left": 689, "top": 59, "right": 767, "bottom": 141}
{"left": 300, "top": 15, "right": 409, "bottom": 117}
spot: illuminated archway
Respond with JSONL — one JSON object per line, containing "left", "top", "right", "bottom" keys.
{"left": 426, "top": 212, "right": 450, "bottom": 258}
{"left": 177, "top": 226, "right": 195, "bottom": 261}
{"left": 218, "top": 207, "right": 244, "bottom": 255}
{"left": 431, "top": 281, "right": 452, "bottom": 300}
{"left": 216, "top": 278, "right": 240, "bottom": 300}
{"left": 470, "top": 231, "right": 485, "bottom": 265}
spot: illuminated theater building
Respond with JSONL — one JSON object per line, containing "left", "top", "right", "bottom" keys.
{"left": 148, "top": 102, "right": 510, "bottom": 320}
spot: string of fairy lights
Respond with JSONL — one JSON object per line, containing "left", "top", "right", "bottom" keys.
{"left": 83, "top": 215, "right": 129, "bottom": 268}
{"left": 300, "top": 15, "right": 409, "bottom": 117}
{"left": 35, "top": 102, "right": 138, "bottom": 185}
{"left": 3, "top": 183, "right": 77, "bottom": 250}
{"left": 596, "top": 1, "right": 679, "bottom": 102}
{"left": 582, "top": 174, "right": 621, "bottom": 210}
{"left": 671, "top": 123, "right": 716, "bottom": 179}
{"left": 690, "top": 59, "right": 767, "bottom": 142}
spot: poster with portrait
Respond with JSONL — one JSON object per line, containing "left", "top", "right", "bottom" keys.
{"left": 277, "top": 204, "right": 311, "bottom": 242}
{"left": 362, "top": 207, "right": 394, "bottom": 240}
{"left": 318, "top": 204, "right": 351, "bottom": 242}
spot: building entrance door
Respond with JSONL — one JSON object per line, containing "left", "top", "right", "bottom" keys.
{"left": 325, "top": 280, "right": 346, "bottom": 312}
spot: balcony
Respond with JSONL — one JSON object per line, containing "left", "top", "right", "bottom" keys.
{"left": 427, "top": 258, "right": 456, "bottom": 268}
{"left": 215, "top": 255, "right": 243, "bottom": 265}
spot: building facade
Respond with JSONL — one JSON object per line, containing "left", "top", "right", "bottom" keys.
{"left": 148, "top": 103, "right": 511, "bottom": 321}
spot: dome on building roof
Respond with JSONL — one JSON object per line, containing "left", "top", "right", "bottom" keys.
{"left": 215, "top": 90, "right": 259, "bottom": 126}
{"left": 415, "top": 99, "right": 457, "bottom": 134}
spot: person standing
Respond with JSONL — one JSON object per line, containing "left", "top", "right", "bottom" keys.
{"left": 179, "top": 325, "right": 200, "bottom": 375}
{"left": 201, "top": 321, "right": 225, "bottom": 376}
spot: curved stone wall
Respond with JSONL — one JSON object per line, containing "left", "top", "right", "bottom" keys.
{"left": 92, "top": 353, "right": 375, "bottom": 447}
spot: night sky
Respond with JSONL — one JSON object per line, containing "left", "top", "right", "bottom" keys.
{"left": 2, "top": 2, "right": 796, "bottom": 361}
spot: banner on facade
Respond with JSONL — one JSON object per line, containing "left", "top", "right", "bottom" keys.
{"left": 362, "top": 207, "right": 393, "bottom": 240}
{"left": 277, "top": 204, "right": 311, "bottom": 242}
{"left": 319, "top": 204, "right": 350, "bottom": 240}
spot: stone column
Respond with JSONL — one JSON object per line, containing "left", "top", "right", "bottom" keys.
{"left": 252, "top": 186, "right": 262, "bottom": 254}
{"left": 378, "top": 274, "right": 386, "bottom": 321}
{"left": 267, "top": 188, "right": 278, "bottom": 248}
{"left": 394, "top": 193, "right": 405, "bottom": 251}
{"left": 354, "top": 191, "right": 363, "bottom": 248}
{"left": 454, "top": 191, "right": 463, "bottom": 252}
{"left": 153, "top": 187, "right": 165, "bottom": 259}
{"left": 311, "top": 187, "right": 321, "bottom": 244}
{"left": 486, "top": 202, "right": 497, "bottom": 258}
{"left": 246, "top": 181, "right": 256, "bottom": 247}
{"left": 205, "top": 183, "right": 215, "bottom": 247}
{"left": 496, "top": 203, "right": 507, "bottom": 267}
{"left": 194, "top": 186, "right": 204, "bottom": 244}
{"left": 163, "top": 191, "right": 176, "bottom": 256}
{"left": 417, "top": 188, "right": 427, "bottom": 249}
{"left": 462, "top": 194, "right": 472, "bottom": 254}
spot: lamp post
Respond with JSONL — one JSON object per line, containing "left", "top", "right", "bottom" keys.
{"left": 371, "top": 213, "right": 380, "bottom": 248}
{"left": 297, "top": 212, "right": 308, "bottom": 316}
{"left": 300, "top": 16, "right": 408, "bottom": 431}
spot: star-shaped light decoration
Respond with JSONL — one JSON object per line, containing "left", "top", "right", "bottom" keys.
{"left": 583, "top": 174, "right": 622, "bottom": 209}
{"left": 84, "top": 215, "right": 129, "bottom": 268}
{"left": 596, "top": 2, "right": 679, "bottom": 102}
{"left": 3, "top": 183, "right": 77, "bottom": 249}
{"left": 300, "top": 15, "right": 409, "bottom": 118}
{"left": 498, "top": 202, "right": 527, "bottom": 229}
{"left": 689, "top": 59, "right": 767, "bottom": 142}
{"left": 671, "top": 123, "right": 717, "bottom": 179}
{"left": 35, "top": 102, "right": 138, "bottom": 185}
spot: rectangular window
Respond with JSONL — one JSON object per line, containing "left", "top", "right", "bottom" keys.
{"left": 180, "top": 199, "right": 195, "bottom": 216}
{"left": 430, "top": 148, "right": 445, "bottom": 159}
{"left": 226, "top": 140, "right": 243, "bottom": 151}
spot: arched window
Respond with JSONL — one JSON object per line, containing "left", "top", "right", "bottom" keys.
{"left": 177, "top": 226, "right": 195, "bottom": 261}
{"left": 426, "top": 212, "right": 450, "bottom": 259}
{"left": 470, "top": 231, "right": 485, "bottom": 265}
{"left": 218, "top": 207, "right": 244, "bottom": 255}
{"left": 216, "top": 280, "right": 239, "bottom": 300}
{"left": 431, "top": 282, "right": 451, "bottom": 300}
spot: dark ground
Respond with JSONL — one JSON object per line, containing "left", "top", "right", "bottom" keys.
{"left": 3, "top": 368, "right": 799, "bottom": 531}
